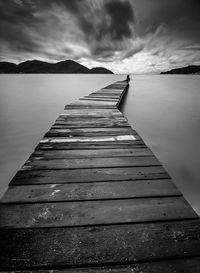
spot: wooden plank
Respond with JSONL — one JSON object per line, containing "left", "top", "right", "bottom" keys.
{"left": 55, "top": 116, "right": 127, "bottom": 122}
{"left": 94, "top": 89, "right": 124, "bottom": 92}
{"left": 81, "top": 96, "right": 119, "bottom": 99}
{"left": 46, "top": 127, "right": 134, "bottom": 133}
{"left": 51, "top": 124, "right": 130, "bottom": 129}
{"left": 87, "top": 94, "right": 121, "bottom": 98}
{"left": 45, "top": 130, "right": 137, "bottom": 138}
{"left": 92, "top": 90, "right": 123, "bottom": 93}
{"left": 53, "top": 121, "right": 130, "bottom": 128}
{"left": 59, "top": 110, "right": 123, "bottom": 115}
{"left": 103, "top": 85, "right": 126, "bottom": 89}
{"left": 62, "top": 108, "right": 120, "bottom": 113}
{"left": 40, "top": 135, "right": 138, "bottom": 143}
{"left": 1, "top": 179, "right": 181, "bottom": 204}
{"left": 65, "top": 105, "right": 118, "bottom": 109}
{"left": 0, "top": 219, "right": 200, "bottom": 269}
{"left": 53, "top": 123, "right": 130, "bottom": 129}
{"left": 45, "top": 127, "right": 136, "bottom": 137}
{"left": 79, "top": 98, "right": 119, "bottom": 102}
{"left": 36, "top": 142, "right": 146, "bottom": 151}
{"left": 0, "top": 197, "right": 197, "bottom": 229}
{"left": 58, "top": 113, "right": 123, "bottom": 118}
{"left": 36, "top": 141, "right": 146, "bottom": 150}
{"left": 92, "top": 94, "right": 123, "bottom": 97}
{"left": 83, "top": 95, "right": 120, "bottom": 99}
{"left": 55, "top": 115, "right": 127, "bottom": 119}
{"left": 68, "top": 100, "right": 117, "bottom": 107}
{"left": 10, "top": 166, "right": 170, "bottom": 185}
{"left": 56, "top": 116, "right": 127, "bottom": 122}
{"left": 100, "top": 90, "right": 125, "bottom": 93}
{"left": 4, "top": 258, "right": 200, "bottom": 272}
{"left": 31, "top": 148, "right": 153, "bottom": 159}
{"left": 22, "top": 156, "right": 161, "bottom": 171}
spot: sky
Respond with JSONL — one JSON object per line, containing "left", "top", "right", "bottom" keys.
{"left": 0, "top": 0, "right": 200, "bottom": 73}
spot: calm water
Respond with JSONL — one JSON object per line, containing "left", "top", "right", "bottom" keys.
{"left": 0, "top": 74, "right": 199, "bottom": 215}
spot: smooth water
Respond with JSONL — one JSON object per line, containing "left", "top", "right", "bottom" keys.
{"left": 0, "top": 74, "right": 199, "bottom": 215}
{"left": 122, "top": 75, "right": 200, "bottom": 215}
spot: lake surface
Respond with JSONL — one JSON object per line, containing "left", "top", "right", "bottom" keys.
{"left": 0, "top": 74, "right": 199, "bottom": 215}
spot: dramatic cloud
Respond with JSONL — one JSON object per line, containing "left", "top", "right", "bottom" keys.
{"left": 0, "top": 0, "right": 200, "bottom": 73}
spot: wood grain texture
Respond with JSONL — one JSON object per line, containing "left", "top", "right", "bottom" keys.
{"left": 57, "top": 114, "right": 127, "bottom": 122}
{"left": 31, "top": 148, "right": 153, "bottom": 159}
{"left": 41, "top": 134, "right": 137, "bottom": 141}
{"left": 45, "top": 127, "right": 137, "bottom": 137}
{"left": 67, "top": 100, "right": 117, "bottom": 107}
{"left": 0, "top": 197, "right": 197, "bottom": 228}
{"left": 52, "top": 121, "right": 130, "bottom": 128}
{"left": 22, "top": 156, "right": 161, "bottom": 170}
{"left": 10, "top": 166, "right": 170, "bottom": 185}
{"left": 60, "top": 109, "right": 121, "bottom": 114}
{"left": 0, "top": 219, "right": 200, "bottom": 269}
{"left": 3, "top": 258, "right": 199, "bottom": 273}
{"left": 36, "top": 141, "right": 146, "bottom": 150}
{"left": 1, "top": 179, "right": 181, "bottom": 203}
{"left": 40, "top": 135, "right": 139, "bottom": 143}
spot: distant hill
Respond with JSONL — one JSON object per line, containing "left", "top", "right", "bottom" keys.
{"left": 90, "top": 67, "right": 113, "bottom": 74}
{"left": 0, "top": 62, "right": 18, "bottom": 73}
{"left": 161, "top": 65, "right": 200, "bottom": 75}
{"left": 0, "top": 60, "right": 113, "bottom": 74}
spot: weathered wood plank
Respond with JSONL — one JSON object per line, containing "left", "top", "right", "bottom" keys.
{"left": 68, "top": 100, "right": 117, "bottom": 107}
{"left": 53, "top": 121, "right": 129, "bottom": 126}
{"left": 62, "top": 108, "right": 120, "bottom": 113}
{"left": 53, "top": 120, "right": 130, "bottom": 128}
{"left": 5, "top": 258, "right": 200, "bottom": 273}
{"left": 55, "top": 116, "right": 127, "bottom": 121}
{"left": 91, "top": 90, "right": 124, "bottom": 93}
{"left": 82, "top": 96, "right": 119, "bottom": 99}
{"left": 86, "top": 94, "right": 121, "bottom": 98}
{"left": 59, "top": 110, "right": 123, "bottom": 114}
{"left": 0, "top": 219, "right": 200, "bottom": 269}
{"left": 40, "top": 135, "right": 138, "bottom": 143}
{"left": 36, "top": 141, "right": 146, "bottom": 150}
{"left": 0, "top": 197, "right": 197, "bottom": 229}
{"left": 1, "top": 179, "right": 181, "bottom": 204}
{"left": 94, "top": 89, "right": 124, "bottom": 92}
{"left": 103, "top": 85, "right": 126, "bottom": 89}
{"left": 65, "top": 105, "right": 118, "bottom": 109}
{"left": 54, "top": 117, "right": 128, "bottom": 123}
{"left": 79, "top": 98, "right": 119, "bottom": 102}
{"left": 22, "top": 156, "right": 161, "bottom": 171}
{"left": 58, "top": 113, "right": 123, "bottom": 118}
{"left": 10, "top": 166, "right": 170, "bottom": 185}
{"left": 45, "top": 127, "right": 136, "bottom": 137}
{"left": 31, "top": 148, "right": 153, "bottom": 159}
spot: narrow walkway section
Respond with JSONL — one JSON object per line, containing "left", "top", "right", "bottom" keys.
{"left": 0, "top": 79, "right": 200, "bottom": 272}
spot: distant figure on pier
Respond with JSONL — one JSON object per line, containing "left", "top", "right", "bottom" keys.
{"left": 126, "top": 74, "right": 130, "bottom": 83}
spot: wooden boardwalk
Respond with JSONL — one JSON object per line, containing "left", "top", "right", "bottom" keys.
{"left": 0, "top": 78, "right": 200, "bottom": 272}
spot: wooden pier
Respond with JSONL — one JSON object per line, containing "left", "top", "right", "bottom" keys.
{"left": 0, "top": 78, "right": 200, "bottom": 272}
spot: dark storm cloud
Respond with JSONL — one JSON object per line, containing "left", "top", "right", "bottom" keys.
{"left": 0, "top": 0, "right": 136, "bottom": 62}
{"left": 0, "top": 0, "right": 200, "bottom": 72}
{"left": 104, "top": 0, "right": 135, "bottom": 40}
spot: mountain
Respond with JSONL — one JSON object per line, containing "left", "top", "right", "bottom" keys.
{"left": 161, "top": 65, "right": 200, "bottom": 74}
{"left": 90, "top": 67, "right": 113, "bottom": 74}
{"left": 0, "top": 60, "right": 113, "bottom": 74}
{"left": 0, "top": 62, "right": 18, "bottom": 73}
